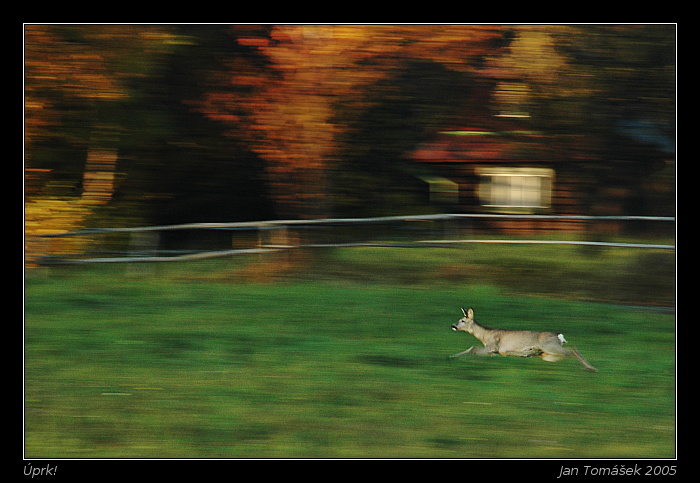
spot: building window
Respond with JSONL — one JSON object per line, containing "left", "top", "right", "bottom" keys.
{"left": 477, "top": 167, "right": 554, "bottom": 211}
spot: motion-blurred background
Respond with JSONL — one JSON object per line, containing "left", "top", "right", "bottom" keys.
{"left": 25, "top": 25, "right": 674, "bottom": 260}
{"left": 24, "top": 24, "right": 675, "bottom": 459}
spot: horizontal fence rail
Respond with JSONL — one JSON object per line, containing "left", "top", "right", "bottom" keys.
{"left": 38, "top": 213, "right": 675, "bottom": 237}
{"left": 32, "top": 213, "right": 676, "bottom": 265}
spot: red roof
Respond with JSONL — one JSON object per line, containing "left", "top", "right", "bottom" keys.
{"left": 409, "top": 128, "right": 543, "bottom": 163}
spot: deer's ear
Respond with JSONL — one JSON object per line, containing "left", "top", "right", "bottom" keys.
{"left": 461, "top": 307, "right": 468, "bottom": 317}
{"left": 467, "top": 308, "right": 474, "bottom": 318}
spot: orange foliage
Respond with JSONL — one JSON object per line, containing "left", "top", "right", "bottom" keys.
{"left": 25, "top": 25, "right": 123, "bottom": 151}
{"left": 197, "top": 25, "right": 508, "bottom": 218}
{"left": 24, "top": 25, "right": 180, "bottom": 263}
{"left": 25, "top": 25, "right": 178, "bottom": 150}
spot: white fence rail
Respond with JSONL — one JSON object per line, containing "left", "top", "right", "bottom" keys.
{"left": 39, "top": 213, "right": 675, "bottom": 237}
{"left": 35, "top": 213, "right": 675, "bottom": 265}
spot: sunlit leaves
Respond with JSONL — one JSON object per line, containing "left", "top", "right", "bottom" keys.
{"left": 196, "top": 25, "right": 510, "bottom": 217}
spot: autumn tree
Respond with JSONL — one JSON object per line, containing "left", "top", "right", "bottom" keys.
{"left": 121, "top": 25, "right": 273, "bottom": 230}
{"left": 25, "top": 25, "right": 185, "bottom": 204}
{"left": 492, "top": 25, "right": 675, "bottom": 215}
{"left": 25, "top": 25, "right": 190, "bottom": 262}
{"left": 197, "top": 25, "right": 509, "bottom": 219}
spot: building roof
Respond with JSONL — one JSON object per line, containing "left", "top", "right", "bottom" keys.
{"left": 408, "top": 127, "right": 546, "bottom": 163}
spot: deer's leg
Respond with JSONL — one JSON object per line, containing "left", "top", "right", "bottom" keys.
{"left": 541, "top": 352, "right": 565, "bottom": 362}
{"left": 500, "top": 346, "right": 542, "bottom": 358}
{"left": 566, "top": 348, "right": 598, "bottom": 372}
{"left": 542, "top": 345, "right": 598, "bottom": 372}
{"left": 449, "top": 346, "right": 474, "bottom": 359}
{"left": 449, "top": 345, "right": 492, "bottom": 359}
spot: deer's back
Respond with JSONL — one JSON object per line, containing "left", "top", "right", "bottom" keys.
{"left": 494, "top": 329, "right": 562, "bottom": 352}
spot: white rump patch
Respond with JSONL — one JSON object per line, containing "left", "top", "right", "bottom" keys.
{"left": 558, "top": 333, "right": 567, "bottom": 344}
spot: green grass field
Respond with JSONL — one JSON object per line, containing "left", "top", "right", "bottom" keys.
{"left": 24, "top": 245, "right": 675, "bottom": 458}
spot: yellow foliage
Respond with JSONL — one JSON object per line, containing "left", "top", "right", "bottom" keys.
{"left": 24, "top": 198, "right": 97, "bottom": 266}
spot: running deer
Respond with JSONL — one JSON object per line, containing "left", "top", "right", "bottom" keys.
{"left": 449, "top": 307, "right": 598, "bottom": 372}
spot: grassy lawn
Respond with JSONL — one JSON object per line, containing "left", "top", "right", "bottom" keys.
{"left": 24, "top": 245, "right": 675, "bottom": 458}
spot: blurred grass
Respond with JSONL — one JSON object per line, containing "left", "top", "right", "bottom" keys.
{"left": 24, "top": 244, "right": 675, "bottom": 458}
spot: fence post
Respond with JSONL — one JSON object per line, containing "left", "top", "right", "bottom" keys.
{"left": 125, "top": 231, "right": 160, "bottom": 275}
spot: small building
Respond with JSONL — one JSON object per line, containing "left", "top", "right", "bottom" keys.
{"left": 406, "top": 120, "right": 590, "bottom": 233}
{"left": 405, "top": 61, "right": 674, "bottom": 234}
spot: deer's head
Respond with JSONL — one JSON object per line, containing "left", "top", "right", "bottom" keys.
{"left": 451, "top": 307, "right": 476, "bottom": 333}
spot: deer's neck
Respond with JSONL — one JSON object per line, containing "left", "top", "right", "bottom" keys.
{"left": 469, "top": 321, "right": 494, "bottom": 343}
